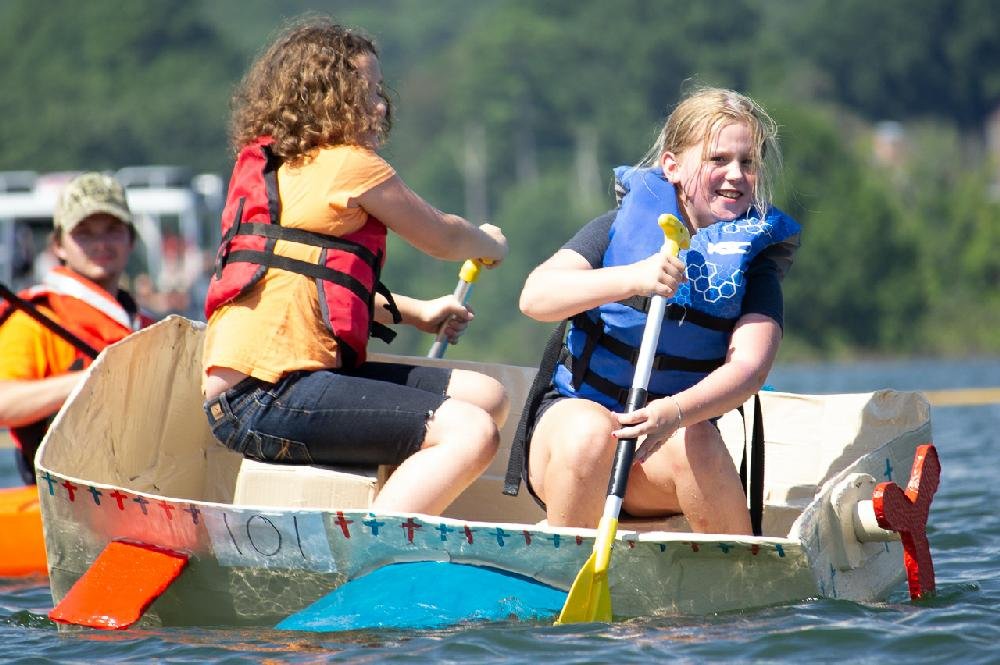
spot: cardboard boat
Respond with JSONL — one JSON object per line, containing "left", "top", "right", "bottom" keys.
{"left": 35, "top": 316, "right": 939, "bottom": 629}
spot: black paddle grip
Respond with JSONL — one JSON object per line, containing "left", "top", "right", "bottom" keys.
{"left": 607, "top": 387, "right": 649, "bottom": 498}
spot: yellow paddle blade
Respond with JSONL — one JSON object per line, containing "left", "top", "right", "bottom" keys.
{"left": 555, "top": 515, "right": 618, "bottom": 624}
{"left": 555, "top": 551, "right": 612, "bottom": 624}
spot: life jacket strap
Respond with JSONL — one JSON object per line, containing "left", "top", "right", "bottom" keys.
{"left": 225, "top": 249, "right": 374, "bottom": 305}
{"left": 737, "top": 395, "right": 766, "bottom": 536}
{"left": 237, "top": 222, "right": 381, "bottom": 265}
{"left": 570, "top": 317, "right": 601, "bottom": 390}
{"left": 616, "top": 296, "right": 737, "bottom": 333}
{"left": 370, "top": 281, "right": 400, "bottom": 344}
{"left": 0, "top": 283, "right": 100, "bottom": 359}
{"left": 560, "top": 349, "right": 667, "bottom": 407}
{"left": 570, "top": 313, "right": 726, "bottom": 373}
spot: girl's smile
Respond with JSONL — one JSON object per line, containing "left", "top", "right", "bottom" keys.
{"left": 662, "top": 121, "right": 758, "bottom": 229}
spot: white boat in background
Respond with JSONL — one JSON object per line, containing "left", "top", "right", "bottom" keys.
{"left": 35, "top": 316, "right": 939, "bottom": 629}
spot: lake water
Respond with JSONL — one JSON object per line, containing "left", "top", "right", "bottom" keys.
{"left": 2, "top": 357, "right": 997, "bottom": 663}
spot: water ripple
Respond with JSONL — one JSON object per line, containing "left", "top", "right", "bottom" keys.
{"left": 0, "top": 368, "right": 997, "bottom": 663}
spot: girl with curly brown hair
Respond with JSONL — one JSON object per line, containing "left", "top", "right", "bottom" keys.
{"left": 201, "top": 17, "right": 509, "bottom": 516}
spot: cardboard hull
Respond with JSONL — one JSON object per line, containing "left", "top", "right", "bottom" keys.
{"left": 36, "top": 317, "right": 932, "bottom": 626}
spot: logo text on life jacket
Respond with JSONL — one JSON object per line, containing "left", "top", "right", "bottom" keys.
{"left": 707, "top": 241, "right": 750, "bottom": 255}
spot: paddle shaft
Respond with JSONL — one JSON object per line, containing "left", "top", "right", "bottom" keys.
{"left": 606, "top": 241, "right": 675, "bottom": 500}
{"left": 556, "top": 215, "right": 689, "bottom": 625}
{"left": 0, "top": 281, "right": 100, "bottom": 359}
{"left": 594, "top": 237, "right": 680, "bottom": 570}
{"left": 427, "top": 280, "right": 473, "bottom": 358}
{"left": 427, "top": 260, "right": 481, "bottom": 359}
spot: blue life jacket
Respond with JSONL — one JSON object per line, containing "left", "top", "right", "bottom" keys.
{"left": 552, "top": 166, "right": 801, "bottom": 410}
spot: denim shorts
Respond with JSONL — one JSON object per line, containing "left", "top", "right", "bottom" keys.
{"left": 203, "top": 362, "right": 452, "bottom": 467}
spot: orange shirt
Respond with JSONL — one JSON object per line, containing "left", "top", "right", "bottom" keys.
{"left": 202, "top": 145, "right": 395, "bottom": 384}
{"left": 0, "top": 305, "right": 78, "bottom": 381}
{"left": 0, "top": 268, "right": 147, "bottom": 381}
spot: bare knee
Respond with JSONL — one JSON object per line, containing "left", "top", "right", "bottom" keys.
{"left": 427, "top": 398, "right": 499, "bottom": 469}
{"left": 528, "top": 401, "right": 617, "bottom": 525}
{"left": 687, "top": 422, "right": 732, "bottom": 466}
{"left": 660, "top": 421, "right": 735, "bottom": 477}
{"left": 544, "top": 405, "right": 616, "bottom": 472}
{"left": 448, "top": 370, "right": 510, "bottom": 427}
{"left": 478, "top": 376, "right": 510, "bottom": 427}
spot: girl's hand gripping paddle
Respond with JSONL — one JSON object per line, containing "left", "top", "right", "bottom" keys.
{"left": 427, "top": 259, "right": 483, "bottom": 359}
{"left": 555, "top": 213, "right": 691, "bottom": 625}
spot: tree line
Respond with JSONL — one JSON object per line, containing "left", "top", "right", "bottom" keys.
{"left": 1, "top": 0, "right": 997, "bottom": 365}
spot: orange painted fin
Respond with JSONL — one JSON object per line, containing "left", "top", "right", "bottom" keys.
{"left": 48, "top": 540, "right": 188, "bottom": 629}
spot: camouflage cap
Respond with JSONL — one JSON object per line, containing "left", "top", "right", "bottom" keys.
{"left": 53, "top": 172, "right": 133, "bottom": 233}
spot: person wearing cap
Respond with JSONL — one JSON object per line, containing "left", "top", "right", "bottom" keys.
{"left": 0, "top": 172, "right": 155, "bottom": 484}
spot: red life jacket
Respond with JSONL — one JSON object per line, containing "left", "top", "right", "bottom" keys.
{"left": 203, "top": 137, "right": 399, "bottom": 368}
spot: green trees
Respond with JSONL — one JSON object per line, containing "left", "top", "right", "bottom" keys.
{"left": 0, "top": 0, "right": 240, "bottom": 174}
{"left": 0, "top": 0, "right": 996, "bottom": 361}
{"left": 774, "top": 0, "right": 1000, "bottom": 129}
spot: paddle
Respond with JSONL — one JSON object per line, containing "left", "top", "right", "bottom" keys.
{"left": 427, "top": 259, "right": 484, "bottom": 359}
{"left": 556, "top": 213, "right": 691, "bottom": 625}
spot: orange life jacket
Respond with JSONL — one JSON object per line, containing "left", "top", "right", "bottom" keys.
{"left": 0, "top": 266, "right": 153, "bottom": 473}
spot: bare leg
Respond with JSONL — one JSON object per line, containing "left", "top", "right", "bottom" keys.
{"left": 625, "top": 421, "right": 752, "bottom": 535}
{"left": 529, "top": 397, "right": 752, "bottom": 535}
{"left": 527, "top": 399, "right": 618, "bottom": 527}
{"left": 371, "top": 396, "right": 499, "bottom": 515}
{"left": 445, "top": 369, "right": 509, "bottom": 429}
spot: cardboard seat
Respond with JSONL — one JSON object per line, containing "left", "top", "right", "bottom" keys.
{"left": 231, "top": 458, "right": 390, "bottom": 510}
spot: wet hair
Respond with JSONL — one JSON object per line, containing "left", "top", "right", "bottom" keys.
{"left": 640, "top": 86, "right": 781, "bottom": 216}
{"left": 229, "top": 16, "right": 392, "bottom": 165}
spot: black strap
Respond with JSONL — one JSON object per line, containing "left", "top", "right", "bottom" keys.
{"left": 370, "top": 281, "right": 401, "bottom": 344}
{"left": 226, "top": 249, "right": 374, "bottom": 306}
{"left": 236, "top": 223, "right": 381, "bottom": 266}
{"left": 11, "top": 415, "right": 51, "bottom": 483}
{"left": 263, "top": 145, "right": 282, "bottom": 227}
{"left": 749, "top": 394, "right": 765, "bottom": 536}
{"left": 335, "top": 334, "right": 359, "bottom": 370}
{"left": 559, "top": 353, "right": 667, "bottom": 407}
{"left": 617, "top": 297, "right": 736, "bottom": 333}
{"left": 0, "top": 282, "right": 100, "bottom": 359}
{"left": 570, "top": 313, "right": 725, "bottom": 374}
{"left": 570, "top": 317, "right": 601, "bottom": 389}
{"left": 738, "top": 394, "right": 765, "bottom": 536}
{"left": 503, "top": 321, "right": 567, "bottom": 496}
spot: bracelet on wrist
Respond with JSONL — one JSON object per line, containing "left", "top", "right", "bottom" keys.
{"left": 668, "top": 395, "right": 683, "bottom": 428}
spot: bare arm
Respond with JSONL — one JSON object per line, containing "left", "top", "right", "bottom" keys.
{"left": 671, "top": 314, "right": 781, "bottom": 422}
{"left": 0, "top": 372, "right": 84, "bottom": 428}
{"left": 355, "top": 175, "right": 507, "bottom": 264}
{"left": 374, "top": 292, "right": 473, "bottom": 340}
{"left": 519, "top": 248, "right": 687, "bottom": 322}
{"left": 618, "top": 314, "right": 782, "bottom": 453}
